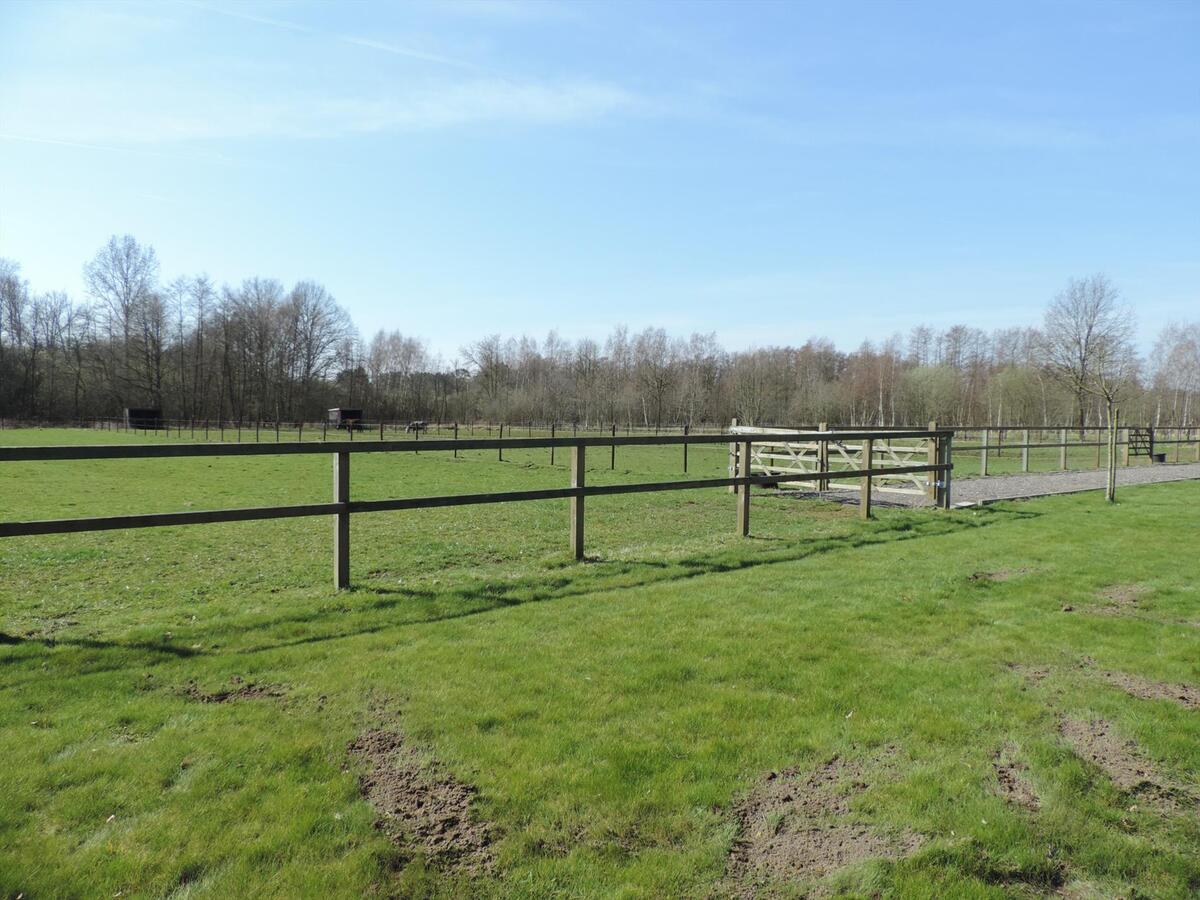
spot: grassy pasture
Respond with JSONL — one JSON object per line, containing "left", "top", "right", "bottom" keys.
{"left": 1, "top": 428, "right": 1199, "bottom": 898}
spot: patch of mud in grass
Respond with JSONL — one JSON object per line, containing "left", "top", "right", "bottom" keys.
{"left": 992, "top": 747, "right": 1040, "bottom": 811}
{"left": 1008, "top": 662, "right": 1052, "bottom": 685}
{"left": 1059, "top": 718, "right": 1193, "bottom": 814}
{"left": 1097, "top": 671, "right": 1200, "bottom": 710}
{"left": 1092, "top": 583, "right": 1151, "bottom": 615}
{"left": 348, "top": 729, "right": 494, "bottom": 875}
{"left": 969, "top": 567, "right": 1033, "bottom": 584}
{"left": 723, "top": 753, "right": 921, "bottom": 896}
{"left": 184, "top": 676, "right": 285, "bottom": 703}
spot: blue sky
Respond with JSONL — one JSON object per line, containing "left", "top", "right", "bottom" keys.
{"left": 1, "top": 0, "right": 1197, "bottom": 361}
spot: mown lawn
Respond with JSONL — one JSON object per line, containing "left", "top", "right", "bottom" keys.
{"left": 1, "top": 428, "right": 1198, "bottom": 898}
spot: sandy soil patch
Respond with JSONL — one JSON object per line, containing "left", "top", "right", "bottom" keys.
{"left": 348, "top": 729, "right": 494, "bottom": 875}
{"left": 184, "top": 676, "right": 285, "bottom": 703}
{"left": 969, "top": 567, "right": 1034, "bottom": 583}
{"left": 1093, "top": 583, "right": 1152, "bottom": 615}
{"left": 992, "top": 747, "right": 1040, "bottom": 811}
{"left": 1008, "top": 663, "right": 1053, "bottom": 684}
{"left": 1059, "top": 718, "right": 1192, "bottom": 814}
{"left": 724, "top": 752, "right": 920, "bottom": 895}
{"left": 1097, "top": 670, "right": 1200, "bottom": 710}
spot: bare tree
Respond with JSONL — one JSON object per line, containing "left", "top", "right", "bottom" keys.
{"left": 1040, "top": 275, "right": 1126, "bottom": 432}
{"left": 1040, "top": 275, "right": 1136, "bottom": 501}
{"left": 1150, "top": 323, "right": 1200, "bottom": 426}
{"left": 83, "top": 236, "right": 159, "bottom": 405}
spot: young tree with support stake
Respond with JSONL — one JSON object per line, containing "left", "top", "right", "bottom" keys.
{"left": 1040, "top": 275, "right": 1137, "bottom": 502}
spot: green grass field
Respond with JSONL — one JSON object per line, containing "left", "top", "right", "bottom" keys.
{"left": 1, "top": 428, "right": 1198, "bottom": 898}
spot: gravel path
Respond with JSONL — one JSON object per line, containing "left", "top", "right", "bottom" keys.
{"left": 780, "top": 462, "right": 1200, "bottom": 508}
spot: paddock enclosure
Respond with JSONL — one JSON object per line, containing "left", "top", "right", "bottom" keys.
{"left": 0, "top": 428, "right": 952, "bottom": 590}
{"left": 3, "top": 419, "right": 1197, "bottom": 591}
{"left": 3, "top": 424, "right": 1200, "bottom": 898}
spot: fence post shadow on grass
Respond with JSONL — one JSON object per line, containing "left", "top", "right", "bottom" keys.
{"left": 0, "top": 504, "right": 1040, "bottom": 674}
{"left": 299, "top": 503, "right": 1035, "bottom": 629}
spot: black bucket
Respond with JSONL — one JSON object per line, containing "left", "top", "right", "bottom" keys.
{"left": 1152, "top": 452, "right": 1167, "bottom": 463}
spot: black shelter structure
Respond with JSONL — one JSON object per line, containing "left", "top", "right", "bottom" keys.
{"left": 124, "top": 408, "right": 162, "bottom": 429}
{"left": 328, "top": 408, "right": 364, "bottom": 430}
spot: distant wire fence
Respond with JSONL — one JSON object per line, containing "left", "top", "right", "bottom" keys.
{"left": 0, "top": 428, "right": 954, "bottom": 590}
{"left": 2, "top": 417, "right": 1196, "bottom": 477}
{"left": 0, "top": 416, "right": 727, "bottom": 441}
{"left": 949, "top": 425, "right": 1200, "bottom": 473}
{"left": 0, "top": 417, "right": 738, "bottom": 472}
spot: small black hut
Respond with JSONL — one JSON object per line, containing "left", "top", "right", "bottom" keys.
{"left": 328, "top": 408, "right": 364, "bottom": 430}
{"left": 124, "top": 408, "right": 163, "bottom": 429}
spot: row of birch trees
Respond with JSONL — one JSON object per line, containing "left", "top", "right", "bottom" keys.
{"left": 2, "top": 238, "right": 1198, "bottom": 432}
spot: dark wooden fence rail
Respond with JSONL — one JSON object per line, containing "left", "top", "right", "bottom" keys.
{"left": 953, "top": 426, "right": 1199, "bottom": 475}
{"left": 0, "top": 430, "right": 953, "bottom": 590}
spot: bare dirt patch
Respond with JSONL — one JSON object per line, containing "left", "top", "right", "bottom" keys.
{"left": 1094, "top": 583, "right": 1151, "bottom": 613}
{"left": 1097, "top": 671, "right": 1200, "bottom": 710}
{"left": 969, "top": 567, "right": 1033, "bottom": 584}
{"left": 1059, "top": 718, "right": 1192, "bottom": 813}
{"left": 724, "top": 752, "right": 920, "bottom": 895}
{"left": 992, "top": 747, "right": 1040, "bottom": 811}
{"left": 348, "top": 729, "right": 494, "bottom": 875}
{"left": 1008, "top": 663, "right": 1052, "bottom": 685}
{"left": 184, "top": 676, "right": 285, "bottom": 703}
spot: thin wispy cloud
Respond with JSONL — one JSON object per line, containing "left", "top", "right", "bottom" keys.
{"left": 2, "top": 78, "right": 643, "bottom": 144}
{"left": 178, "top": 0, "right": 479, "bottom": 69}
{"left": 426, "top": 0, "right": 579, "bottom": 23}
{"left": 0, "top": 132, "right": 168, "bottom": 157}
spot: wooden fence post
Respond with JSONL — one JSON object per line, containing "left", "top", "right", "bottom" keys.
{"left": 818, "top": 421, "right": 829, "bottom": 491}
{"left": 940, "top": 430, "right": 954, "bottom": 508}
{"left": 683, "top": 423, "right": 689, "bottom": 473}
{"left": 728, "top": 418, "right": 739, "bottom": 494}
{"left": 1021, "top": 429, "right": 1029, "bottom": 472}
{"left": 453, "top": 422, "right": 459, "bottom": 458}
{"left": 570, "top": 444, "right": 585, "bottom": 560}
{"left": 737, "top": 440, "right": 751, "bottom": 535}
{"left": 550, "top": 424, "right": 556, "bottom": 466}
{"left": 980, "top": 428, "right": 989, "bottom": 476}
{"left": 1122, "top": 427, "right": 1130, "bottom": 467}
{"left": 1060, "top": 428, "right": 1068, "bottom": 470}
{"left": 860, "top": 438, "right": 873, "bottom": 520}
{"left": 611, "top": 424, "right": 617, "bottom": 469}
{"left": 926, "top": 421, "right": 937, "bottom": 502}
{"left": 333, "top": 451, "right": 350, "bottom": 590}
{"left": 498, "top": 423, "right": 504, "bottom": 461}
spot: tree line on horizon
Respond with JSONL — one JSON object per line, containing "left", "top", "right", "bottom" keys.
{"left": 1, "top": 235, "right": 1198, "bottom": 430}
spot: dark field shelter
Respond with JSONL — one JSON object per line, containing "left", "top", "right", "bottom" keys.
{"left": 328, "top": 408, "right": 364, "bottom": 430}
{"left": 123, "top": 408, "right": 162, "bottom": 429}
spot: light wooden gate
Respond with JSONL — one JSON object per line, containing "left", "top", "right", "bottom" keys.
{"left": 728, "top": 424, "right": 939, "bottom": 499}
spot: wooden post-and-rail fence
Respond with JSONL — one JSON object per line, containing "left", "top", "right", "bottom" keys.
{"left": 0, "top": 429, "right": 954, "bottom": 591}
{"left": 958, "top": 425, "right": 1199, "bottom": 476}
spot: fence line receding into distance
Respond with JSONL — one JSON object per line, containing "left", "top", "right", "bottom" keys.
{"left": 0, "top": 429, "right": 953, "bottom": 590}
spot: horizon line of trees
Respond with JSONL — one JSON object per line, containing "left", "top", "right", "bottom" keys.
{"left": 2, "top": 235, "right": 1198, "bottom": 429}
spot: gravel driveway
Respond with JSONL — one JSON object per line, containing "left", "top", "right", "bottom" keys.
{"left": 779, "top": 461, "right": 1200, "bottom": 508}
